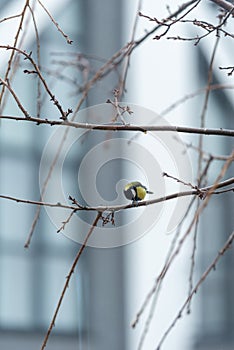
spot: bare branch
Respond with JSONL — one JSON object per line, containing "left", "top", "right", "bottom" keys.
{"left": 133, "top": 0, "right": 201, "bottom": 47}
{"left": 139, "top": 0, "right": 202, "bottom": 41}
{"left": 28, "top": 3, "right": 42, "bottom": 118}
{"left": 56, "top": 209, "right": 77, "bottom": 233}
{"left": 40, "top": 212, "right": 102, "bottom": 350}
{"left": 0, "top": 45, "right": 69, "bottom": 119}
{"left": 160, "top": 83, "right": 234, "bottom": 116}
{"left": 133, "top": 153, "right": 233, "bottom": 332}
{"left": 0, "top": 13, "right": 22, "bottom": 24}
{"left": 209, "top": 0, "right": 234, "bottom": 13}
{"left": 175, "top": 136, "right": 233, "bottom": 161}
{"left": 0, "top": 0, "right": 30, "bottom": 107}
{"left": 0, "top": 78, "right": 30, "bottom": 118}
{"left": 156, "top": 229, "right": 234, "bottom": 350}
{"left": 37, "top": 0, "right": 73, "bottom": 44}
{"left": 24, "top": 126, "right": 71, "bottom": 248}
{"left": 197, "top": 30, "right": 220, "bottom": 188}
{"left": 163, "top": 172, "right": 198, "bottom": 190}
{"left": 168, "top": 6, "right": 234, "bottom": 44}
{"left": 1, "top": 177, "right": 233, "bottom": 214}
{"left": 0, "top": 114, "right": 233, "bottom": 136}
{"left": 118, "top": 0, "right": 143, "bottom": 97}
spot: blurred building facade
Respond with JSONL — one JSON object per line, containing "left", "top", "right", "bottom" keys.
{"left": 0, "top": 1, "right": 126, "bottom": 349}
{"left": 0, "top": 1, "right": 233, "bottom": 350}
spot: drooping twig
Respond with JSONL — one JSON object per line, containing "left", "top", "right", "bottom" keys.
{"left": 135, "top": 195, "right": 197, "bottom": 347}
{"left": 28, "top": 3, "right": 42, "bottom": 118}
{"left": 40, "top": 211, "right": 102, "bottom": 350}
{"left": 0, "top": 0, "right": 30, "bottom": 108}
{"left": 118, "top": 0, "right": 143, "bottom": 97}
{"left": 186, "top": 154, "right": 214, "bottom": 314}
{"left": 37, "top": 0, "right": 73, "bottom": 44}
{"left": 132, "top": 152, "right": 233, "bottom": 332}
{"left": 156, "top": 229, "right": 234, "bottom": 350}
{"left": 24, "top": 125, "right": 71, "bottom": 248}
{"left": 198, "top": 29, "right": 220, "bottom": 183}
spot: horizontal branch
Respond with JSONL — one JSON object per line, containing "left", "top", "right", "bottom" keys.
{"left": 0, "top": 177, "right": 233, "bottom": 213}
{"left": 0, "top": 115, "right": 234, "bottom": 136}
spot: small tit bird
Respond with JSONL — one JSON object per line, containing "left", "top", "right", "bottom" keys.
{"left": 124, "top": 181, "right": 153, "bottom": 202}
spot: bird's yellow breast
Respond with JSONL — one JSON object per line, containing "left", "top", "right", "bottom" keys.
{"left": 136, "top": 186, "right": 146, "bottom": 200}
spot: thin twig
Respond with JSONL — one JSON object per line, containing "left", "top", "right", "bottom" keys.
{"left": 154, "top": 152, "right": 234, "bottom": 348}
{"left": 0, "top": 78, "right": 30, "bottom": 118}
{"left": 167, "top": 7, "right": 234, "bottom": 44}
{"left": 198, "top": 29, "right": 220, "bottom": 183}
{"left": 24, "top": 125, "right": 71, "bottom": 248}
{"left": 163, "top": 172, "right": 198, "bottom": 190}
{"left": 0, "top": 0, "right": 30, "bottom": 108}
{"left": 136, "top": 197, "right": 196, "bottom": 348}
{"left": 40, "top": 212, "right": 102, "bottom": 350}
{"left": 28, "top": 3, "right": 42, "bottom": 118}
{"left": 71, "top": 42, "right": 131, "bottom": 118}
{"left": 0, "top": 45, "right": 68, "bottom": 119}
{"left": 175, "top": 136, "right": 232, "bottom": 161}
{"left": 37, "top": 0, "right": 73, "bottom": 44}
{"left": 156, "top": 229, "right": 234, "bottom": 350}
{"left": 57, "top": 209, "right": 77, "bottom": 233}
{"left": 133, "top": 0, "right": 200, "bottom": 47}
{"left": 0, "top": 13, "right": 23, "bottom": 24}
{"left": 133, "top": 152, "right": 233, "bottom": 331}
{"left": 160, "top": 83, "right": 234, "bottom": 117}
{"left": 118, "top": 0, "right": 142, "bottom": 97}
{"left": 187, "top": 155, "right": 213, "bottom": 314}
